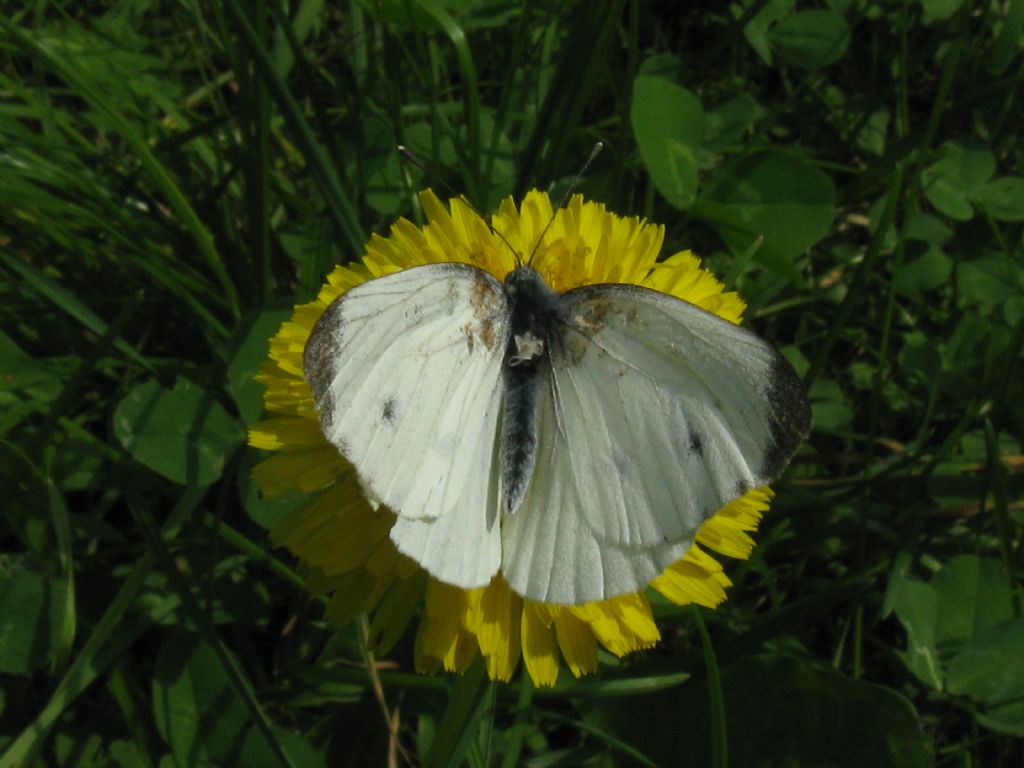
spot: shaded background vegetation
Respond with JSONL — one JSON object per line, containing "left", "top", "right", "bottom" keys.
{"left": 1, "top": 1, "right": 1022, "bottom": 766}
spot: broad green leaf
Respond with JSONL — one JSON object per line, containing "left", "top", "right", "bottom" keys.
{"left": 740, "top": 0, "right": 796, "bottom": 65}
{"left": 53, "top": 431, "right": 108, "bottom": 491}
{"left": 226, "top": 309, "right": 292, "bottom": 425}
{"left": 894, "top": 247, "right": 952, "bottom": 294}
{"left": 692, "top": 150, "right": 834, "bottom": 279}
{"left": 886, "top": 555, "right": 1016, "bottom": 693}
{"left": 584, "top": 654, "right": 932, "bottom": 767}
{"left": 922, "top": 142, "right": 996, "bottom": 221}
{"left": 0, "top": 331, "right": 66, "bottom": 434}
{"left": 924, "top": 185, "right": 973, "bottom": 220}
{"left": 920, "top": 0, "right": 963, "bottom": 24}
{"left": 1005, "top": 295, "right": 1024, "bottom": 327}
{"left": 809, "top": 377, "right": 853, "bottom": 431}
{"left": 238, "top": 725, "right": 326, "bottom": 768}
{"left": 887, "top": 575, "right": 944, "bottom": 689}
{"left": 970, "top": 177, "right": 1024, "bottom": 221}
{"left": 946, "top": 619, "right": 1024, "bottom": 736}
{"left": 631, "top": 76, "right": 704, "bottom": 209}
{"left": 958, "top": 255, "right": 1024, "bottom": 309}
{"left": 113, "top": 378, "right": 244, "bottom": 487}
{"left": 0, "top": 559, "right": 67, "bottom": 674}
{"left": 152, "top": 634, "right": 252, "bottom": 766}
{"left": 905, "top": 213, "right": 954, "bottom": 246}
{"left": 769, "top": 10, "right": 851, "bottom": 69}
{"left": 931, "top": 142, "right": 996, "bottom": 190}
{"left": 931, "top": 556, "right": 1015, "bottom": 652}
{"left": 0, "top": 331, "right": 64, "bottom": 395}
{"left": 899, "top": 331, "right": 943, "bottom": 384}
{"left": 856, "top": 109, "right": 890, "bottom": 156}
{"left": 703, "top": 93, "right": 765, "bottom": 151}
{"left": 636, "top": 52, "right": 686, "bottom": 81}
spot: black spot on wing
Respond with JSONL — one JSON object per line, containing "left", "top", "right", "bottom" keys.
{"left": 759, "top": 352, "right": 812, "bottom": 480}
{"left": 688, "top": 430, "right": 704, "bottom": 456}
{"left": 382, "top": 398, "right": 397, "bottom": 423}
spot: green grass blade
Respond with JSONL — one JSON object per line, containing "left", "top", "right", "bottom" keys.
{"left": 984, "top": 418, "right": 1020, "bottom": 617}
{"left": 412, "top": 0, "right": 481, "bottom": 200}
{"left": 427, "top": 657, "right": 489, "bottom": 768}
{"left": 534, "top": 710, "right": 661, "bottom": 767}
{"left": 514, "top": 0, "right": 625, "bottom": 196}
{"left": 0, "top": 249, "right": 155, "bottom": 372}
{"left": 221, "top": 0, "right": 366, "bottom": 261}
{"left": 0, "top": 487, "right": 206, "bottom": 767}
{"left": 805, "top": 167, "right": 904, "bottom": 389}
{"left": 0, "top": 441, "right": 76, "bottom": 674}
{"left": 499, "top": 670, "right": 534, "bottom": 768}
{"left": 0, "top": 18, "right": 241, "bottom": 322}
{"left": 693, "top": 607, "right": 728, "bottom": 768}
{"left": 128, "top": 494, "right": 299, "bottom": 768}
{"left": 43, "top": 452, "right": 75, "bottom": 673}
{"left": 0, "top": 564, "right": 163, "bottom": 768}
{"left": 207, "top": 514, "right": 306, "bottom": 592}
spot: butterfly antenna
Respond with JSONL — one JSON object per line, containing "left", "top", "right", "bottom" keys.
{"left": 397, "top": 145, "right": 462, "bottom": 201}
{"left": 525, "top": 141, "right": 604, "bottom": 265}
{"left": 397, "top": 145, "right": 524, "bottom": 265}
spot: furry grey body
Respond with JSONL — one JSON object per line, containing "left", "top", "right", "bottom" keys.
{"left": 499, "top": 267, "right": 560, "bottom": 514}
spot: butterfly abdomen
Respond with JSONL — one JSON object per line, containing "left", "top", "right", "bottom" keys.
{"left": 501, "top": 365, "right": 542, "bottom": 514}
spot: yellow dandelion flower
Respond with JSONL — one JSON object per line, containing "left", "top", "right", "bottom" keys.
{"left": 250, "top": 189, "right": 787, "bottom": 687}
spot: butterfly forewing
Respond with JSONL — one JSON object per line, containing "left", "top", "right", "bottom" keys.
{"left": 304, "top": 264, "right": 509, "bottom": 538}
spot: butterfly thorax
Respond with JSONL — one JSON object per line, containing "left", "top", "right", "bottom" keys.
{"left": 499, "top": 266, "right": 561, "bottom": 514}
{"left": 503, "top": 267, "right": 561, "bottom": 367}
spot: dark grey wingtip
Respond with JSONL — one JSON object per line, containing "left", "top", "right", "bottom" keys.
{"left": 759, "top": 352, "right": 812, "bottom": 481}
{"left": 303, "top": 297, "right": 347, "bottom": 432}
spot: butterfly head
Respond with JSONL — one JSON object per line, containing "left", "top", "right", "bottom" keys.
{"left": 503, "top": 266, "right": 561, "bottom": 367}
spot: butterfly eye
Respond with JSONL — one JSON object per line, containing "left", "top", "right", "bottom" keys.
{"left": 504, "top": 270, "right": 524, "bottom": 294}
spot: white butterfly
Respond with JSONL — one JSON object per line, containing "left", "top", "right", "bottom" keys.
{"left": 304, "top": 261, "right": 810, "bottom": 604}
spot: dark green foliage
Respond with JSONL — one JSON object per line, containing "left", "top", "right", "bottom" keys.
{"left": 1, "top": 1, "right": 1022, "bottom": 765}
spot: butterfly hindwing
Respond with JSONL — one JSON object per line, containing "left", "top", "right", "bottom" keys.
{"left": 500, "top": 370, "right": 693, "bottom": 603}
